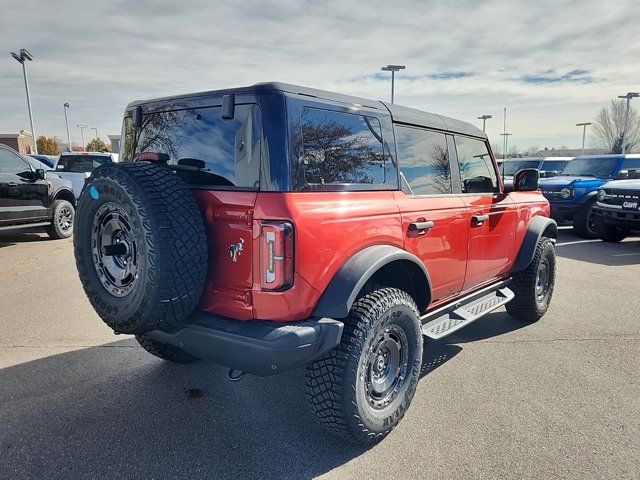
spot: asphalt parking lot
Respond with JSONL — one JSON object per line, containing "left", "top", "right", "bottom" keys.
{"left": 0, "top": 227, "right": 638, "bottom": 480}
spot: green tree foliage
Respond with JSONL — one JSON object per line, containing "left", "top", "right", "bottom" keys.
{"left": 86, "top": 138, "right": 109, "bottom": 152}
{"left": 36, "top": 136, "right": 60, "bottom": 155}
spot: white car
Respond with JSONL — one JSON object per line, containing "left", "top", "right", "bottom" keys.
{"left": 55, "top": 152, "right": 117, "bottom": 198}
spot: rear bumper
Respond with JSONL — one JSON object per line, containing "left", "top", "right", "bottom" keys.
{"left": 145, "top": 312, "right": 344, "bottom": 376}
{"left": 593, "top": 205, "right": 640, "bottom": 229}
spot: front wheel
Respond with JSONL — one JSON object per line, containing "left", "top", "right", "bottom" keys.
{"left": 573, "top": 199, "right": 598, "bottom": 239}
{"left": 305, "top": 288, "right": 423, "bottom": 445}
{"left": 46, "top": 199, "right": 74, "bottom": 239}
{"left": 506, "top": 238, "right": 556, "bottom": 322}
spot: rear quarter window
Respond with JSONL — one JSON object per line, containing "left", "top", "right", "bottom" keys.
{"left": 298, "top": 107, "right": 393, "bottom": 189}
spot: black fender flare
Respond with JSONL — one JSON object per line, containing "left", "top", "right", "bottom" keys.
{"left": 512, "top": 216, "right": 558, "bottom": 273}
{"left": 312, "top": 245, "right": 432, "bottom": 319}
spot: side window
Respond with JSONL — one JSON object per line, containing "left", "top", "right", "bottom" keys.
{"left": 0, "top": 149, "right": 31, "bottom": 175}
{"left": 394, "top": 125, "right": 452, "bottom": 195}
{"left": 454, "top": 136, "right": 498, "bottom": 194}
{"left": 621, "top": 158, "right": 640, "bottom": 170}
{"left": 301, "top": 108, "right": 386, "bottom": 185}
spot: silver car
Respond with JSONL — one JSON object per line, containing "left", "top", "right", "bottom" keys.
{"left": 54, "top": 152, "right": 117, "bottom": 198}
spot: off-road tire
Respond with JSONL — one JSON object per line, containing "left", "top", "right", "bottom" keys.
{"left": 595, "top": 218, "right": 629, "bottom": 243}
{"left": 74, "top": 162, "right": 207, "bottom": 334}
{"left": 135, "top": 334, "right": 199, "bottom": 364}
{"left": 573, "top": 198, "right": 598, "bottom": 239}
{"left": 305, "top": 288, "right": 423, "bottom": 445}
{"left": 46, "top": 199, "right": 74, "bottom": 239}
{"left": 506, "top": 238, "right": 556, "bottom": 322}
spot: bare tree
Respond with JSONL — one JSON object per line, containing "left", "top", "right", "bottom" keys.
{"left": 591, "top": 99, "right": 640, "bottom": 153}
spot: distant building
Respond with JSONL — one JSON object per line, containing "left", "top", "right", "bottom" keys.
{"left": 0, "top": 130, "right": 35, "bottom": 153}
{"left": 534, "top": 148, "right": 609, "bottom": 157}
{"left": 108, "top": 135, "right": 120, "bottom": 154}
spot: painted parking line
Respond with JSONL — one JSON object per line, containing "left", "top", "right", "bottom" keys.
{"left": 555, "top": 239, "right": 602, "bottom": 246}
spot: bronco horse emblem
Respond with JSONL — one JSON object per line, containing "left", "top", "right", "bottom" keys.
{"left": 227, "top": 238, "right": 244, "bottom": 262}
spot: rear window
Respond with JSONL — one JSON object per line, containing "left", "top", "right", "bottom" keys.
{"left": 300, "top": 108, "right": 388, "bottom": 186}
{"left": 121, "top": 104, "right": 261, "bottom": 189}
{"left": 56, "top": 155, "right": 111, "bottom": 173}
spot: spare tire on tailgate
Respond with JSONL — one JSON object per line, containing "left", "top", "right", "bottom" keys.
{"left": 74, "top": 162, "right": 207, "bottom": 334}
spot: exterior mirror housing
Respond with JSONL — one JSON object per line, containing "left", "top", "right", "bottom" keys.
{"left": 514, "top": 168, "right": 539, "bottom": 191}
{"left": 35, "top": 168, "right": 46, "bottom": 180}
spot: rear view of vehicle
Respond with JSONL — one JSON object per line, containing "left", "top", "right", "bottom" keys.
{"left": 55, "top": 152, "right": 116, "bottom": 198}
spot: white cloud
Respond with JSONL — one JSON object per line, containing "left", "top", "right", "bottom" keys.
{"left": 1, "top": 0, "right": 639, "bottom": 150}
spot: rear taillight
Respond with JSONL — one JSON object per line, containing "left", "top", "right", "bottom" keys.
{"left": 260, "top": 221, "right": 294, "bottom": 291}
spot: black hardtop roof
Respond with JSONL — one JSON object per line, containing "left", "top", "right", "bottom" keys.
{"left": 128, "top": 82, "right": 485, "bottom": 139}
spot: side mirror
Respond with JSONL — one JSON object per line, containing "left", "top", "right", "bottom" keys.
{"left": 35, "top": 168, "right": 46, "bottom": 180}
{"left": 514, "top": 168, "right": 539, "bottom": 191}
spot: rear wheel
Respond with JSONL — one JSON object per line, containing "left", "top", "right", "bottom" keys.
{"left": 74, "top": 162, "right": 207, "bottom": 334}
{"left": 306, "top": 288, "right": 423, "bottom": 445}
{"left": 573, "top": 199, "right": 598, "bottom": 239}
{"left": 506, "top": 238, "right": 556, "bottom": 322}
{"left": 135, "top": 334, "right": 199, "bottom": 364}
{"left": 595, "top": 218, "right": 629, "bottom": 242}
{"left": 46, "top": 199, "right": 74, "bottom": 239}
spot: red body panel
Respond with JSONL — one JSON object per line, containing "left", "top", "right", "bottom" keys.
{"left": 194, "top": 188, "right": 550, "bottom": 323}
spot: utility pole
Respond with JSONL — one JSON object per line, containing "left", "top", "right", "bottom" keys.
{"left": 478, "top": 114, "right": 492, "bottom": 132}
{"left": 10, "top": 49, "right": 38, "bottom": 154}
{"left": 381, "top": 64, "right": 406, "bottom": 103}
{"left": 618, "top": 92, "right": 639, "bottom": 154}
{"left": 576, "top": 122, "right": 591, "bottom": 156}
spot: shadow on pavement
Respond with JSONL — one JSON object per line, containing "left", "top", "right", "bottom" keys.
{"left": 555, "top": 230, "right": 640, "bottom": 266}
{"left": 0, "top": 312, "right": 529, "bottom": 480}
{"left": 0, "top": 230, "right": 49, "bottom": 248}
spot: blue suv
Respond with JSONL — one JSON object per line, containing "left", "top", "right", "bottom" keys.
{"left": 539, "top": 154, "right": 640, "bottom": 238}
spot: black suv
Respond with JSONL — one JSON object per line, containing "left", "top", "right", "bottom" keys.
{"left": 0, "top": 144, "right": 76, "bottom": 239}
{"left": 594, "top": 174, "right": 640, "bottom": 242}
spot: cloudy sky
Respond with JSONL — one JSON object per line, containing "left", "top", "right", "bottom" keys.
{"left": 2, "top": 0, "right": 639, "bottom": 151}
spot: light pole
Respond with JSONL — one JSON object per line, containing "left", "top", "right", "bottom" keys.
{"left": 381, "top": 64, "right": 406, "bottom": 103}
{"left": 478, "top": 114, "right": 492, "bottom": 132}
{"left": 63, "top": 103, "right": 71, "bottom": 151}
{"left": 618, "top": 92, "right": 639, "bottom": 154}
{"left": 91, "top": 127, "right": 98, "bottom": 140}
{"left": 77, "top": 124, "right": 87, "bottom": 150}
{"left": 500, "top": 132, "right": 512, "bottom": 159}
{"left": 576, "top": 122, "right": 591, "bottom": 156}
{"left": 10, "top": 48, "right": 38, "bottom": 154}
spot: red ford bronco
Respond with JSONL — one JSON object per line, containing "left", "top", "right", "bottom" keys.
{"left": 74, "top": 83, "right": 557, "bottom": 444}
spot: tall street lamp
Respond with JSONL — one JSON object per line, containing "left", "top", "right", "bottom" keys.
{"left": 618, "top": 92, "right": 639, "bottom": 154}
{"left": 381, "top": 64, "right": 406, "bottom": 103}
{"left": 478, "top": 114, "right": 492, "bottom": 132}
{"left": 10, "top": 48, "right": 38, "bottom": 154}
{"left": 91, "top": 127, "right": 98, "bottom": 140}
{"left": 500, "top": 132, "right": 512, "bottom": 160}
{"left": 63, "top": 103, "right": 71, "bottom": 151}
{"left": 576, "top": 122, "right": 591, "bottom": 156}
{"left": 77, "top": 124, "right": 88, "bottom": 150}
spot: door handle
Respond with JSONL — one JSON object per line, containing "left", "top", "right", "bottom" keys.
{"left": 409, "top": 220, "right": 435, "bottom": 233}
{"left": 471, "top": 214, "right": 489, "bottom": 225}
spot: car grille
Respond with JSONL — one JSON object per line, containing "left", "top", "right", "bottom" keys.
{"left": 600, "top": 188, "right": 640, "bottom": 209}
{"left": 540, "top": 187, "right": 565, "bottom": 200}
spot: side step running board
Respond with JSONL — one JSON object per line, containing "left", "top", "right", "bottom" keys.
{"left": 421, "top": 283, "right": 514, "bottom": 340}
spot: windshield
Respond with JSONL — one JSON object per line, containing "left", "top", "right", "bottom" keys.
{"left": 560, "top": 157, "right": 619, "bottom": 177}
{"left": 541, "top": 160, "right": 569, "bottom": 172}
{"left": 56, "top": 155, "right": 112, "bottom": 173}
{"left": 502, "top": 160, "right": 540, "bottom": 175}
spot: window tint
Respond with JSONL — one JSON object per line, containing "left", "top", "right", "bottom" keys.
{"left": 622, "top": 158, "right": 640, "bottom": 170}
{"left": 501, "top": 159, "right": 540, "bottom": 175}
{"left": 122, "top": 104, "right": 261, "bottom": 189}
{"left": 454, "top": 136, "right": 498, "bottom": 193}
{"left": 301, "top": 108, "right": 386, "bottom": 185}
{"left": 561, "top": 157, "right": 618, "bottom": 177}
{"left": 57, "top": 155, "right": 110, "bottom": 173}
{"left": 541, "top": 160, "right": 569, "bottom": 171}
{"left": 394, "top": 125, "right": 451, "bottom": 195}
{"left": 0, "top": 149, "right": 30, "bottom": 175}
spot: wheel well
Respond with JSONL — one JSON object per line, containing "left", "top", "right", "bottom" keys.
{"left": 360, "top": 259, "right": 430, "bottom": 313}
{"left": 54, "top": 189, "right": 76, "bottom": 207}
{"left": 542, "top": 222, "right": 558, "bottom": 240}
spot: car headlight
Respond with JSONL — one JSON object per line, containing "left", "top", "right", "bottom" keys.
{"left": 597, "top": 189, "right": 606, "bottom": 201}
{"left": 560, "top": 187, "right": 573, "bottom": 199}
